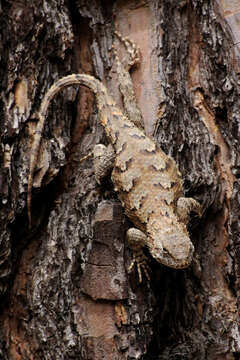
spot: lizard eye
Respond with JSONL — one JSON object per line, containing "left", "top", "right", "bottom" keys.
{"left": 162, "top": 247, "right": 176, "bottom": 260}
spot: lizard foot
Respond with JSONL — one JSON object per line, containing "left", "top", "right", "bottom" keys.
{"left": 128, "top": 252, "right": 151, "bottom": 283}
{"left": 126, "top": 228, "right": 151, "bottom": 283}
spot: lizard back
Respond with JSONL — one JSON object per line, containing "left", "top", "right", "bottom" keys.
{"left": 28, "top": 74, "right": 184, "bottom": 233}
{"left": 111, "top": 123, "right": 185, "bottom": 232}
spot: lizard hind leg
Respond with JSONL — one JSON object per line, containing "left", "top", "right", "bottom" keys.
{"left": 114, "top": 31, "right": 140, "bottom": 70}
{"left": 93, "top": 144, "right": 115, "bottom": 184}
{"left": 126, "top": 228, "right": 151, "bottom": 283}
{"left": 177, "top": 197, "right": 202, "bottom": 224}
{"left": 112, "top": 31, "right": 144, "bottom": 130}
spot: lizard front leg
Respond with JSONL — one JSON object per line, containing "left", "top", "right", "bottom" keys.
{"left": 93, "top": 146, "right": 151, "bottom": 282}
{"left": 93, "top": 144, "right": 115, "bottom": 184}
{"left": 177, "top": 197, "right": 202, "bottom": 224}
{"left": 126, "top": 228, "right": 151, "bottom": 283}
{"left": 112, "top": 31, "right": 144, "bottom": 129}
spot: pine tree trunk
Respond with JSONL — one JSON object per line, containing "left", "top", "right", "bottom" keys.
{"left": 1, "top": 0, "right": 240, "bottom": 359}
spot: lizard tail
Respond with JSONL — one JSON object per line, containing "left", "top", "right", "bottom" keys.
{"left": 27, "top": 113, "right": 45, "bottom": 228}
{"left": 27, "top": 74, "right": 104, "bottom": 228}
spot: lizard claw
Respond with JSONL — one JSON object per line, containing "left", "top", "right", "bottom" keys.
{"left": 126, "top": 227, "right": 151, "bottom": 282}
{"left": 128, "top": 253, "right": 151, "bottom": 283}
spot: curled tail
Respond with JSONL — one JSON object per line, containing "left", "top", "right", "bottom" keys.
{"left": 27, "top": 74, "right": 106, "bottom": 228}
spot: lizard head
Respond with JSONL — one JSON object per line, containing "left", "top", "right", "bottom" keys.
{"left": 147, "top": 222, "right": 194, "bottom": 269}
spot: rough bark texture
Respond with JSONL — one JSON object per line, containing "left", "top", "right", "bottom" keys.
{"left": 1, "top": 0, "right": 240, "bottom": 359}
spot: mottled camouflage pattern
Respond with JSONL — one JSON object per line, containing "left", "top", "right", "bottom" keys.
{"left": 28, "top": 74, "right": 201, "bottom": 270}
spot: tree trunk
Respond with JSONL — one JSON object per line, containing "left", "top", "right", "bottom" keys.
{"left": 1, "top": 0, "right": 240, "bottom": 359}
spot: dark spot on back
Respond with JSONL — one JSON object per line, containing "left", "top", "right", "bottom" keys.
{"left": 138, "top": 193, "right": 148, "bottom": 208}
{"left": 122, "top": 123, "right": 133, "bottom": 129}
{"left": 131, "top": 176, "right": 141, "bottom": 188}
{"left": 153, "top": 182, "right": 165, "bottom": 189}
{"left": 130, "top": 133, "right": 146, "bottom": 140}
{"left": 150, "top": 164, "right": 166, "bottom": 172}
{"left": 153, "top": 180, "right": 176, "bottom": 189}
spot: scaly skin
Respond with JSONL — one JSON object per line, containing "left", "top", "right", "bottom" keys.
{"left": 28, "top": 73, "right": 200, "bottom": 269}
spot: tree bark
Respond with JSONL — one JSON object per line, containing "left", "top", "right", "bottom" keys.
{"left": 1, "top": 0, "right": 240, "bottom": 359}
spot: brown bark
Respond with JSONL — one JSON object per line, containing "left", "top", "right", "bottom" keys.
{"left": 1, "top": 0, "right": 240, "bottom": 359}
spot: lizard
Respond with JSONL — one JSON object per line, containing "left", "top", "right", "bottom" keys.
{"left": 27, "top": 33, "right": 201, "bottom": 282}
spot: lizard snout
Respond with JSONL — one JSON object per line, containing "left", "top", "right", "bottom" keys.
{"left": 148, "top": 232, "right": 194, "bottom": 269}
